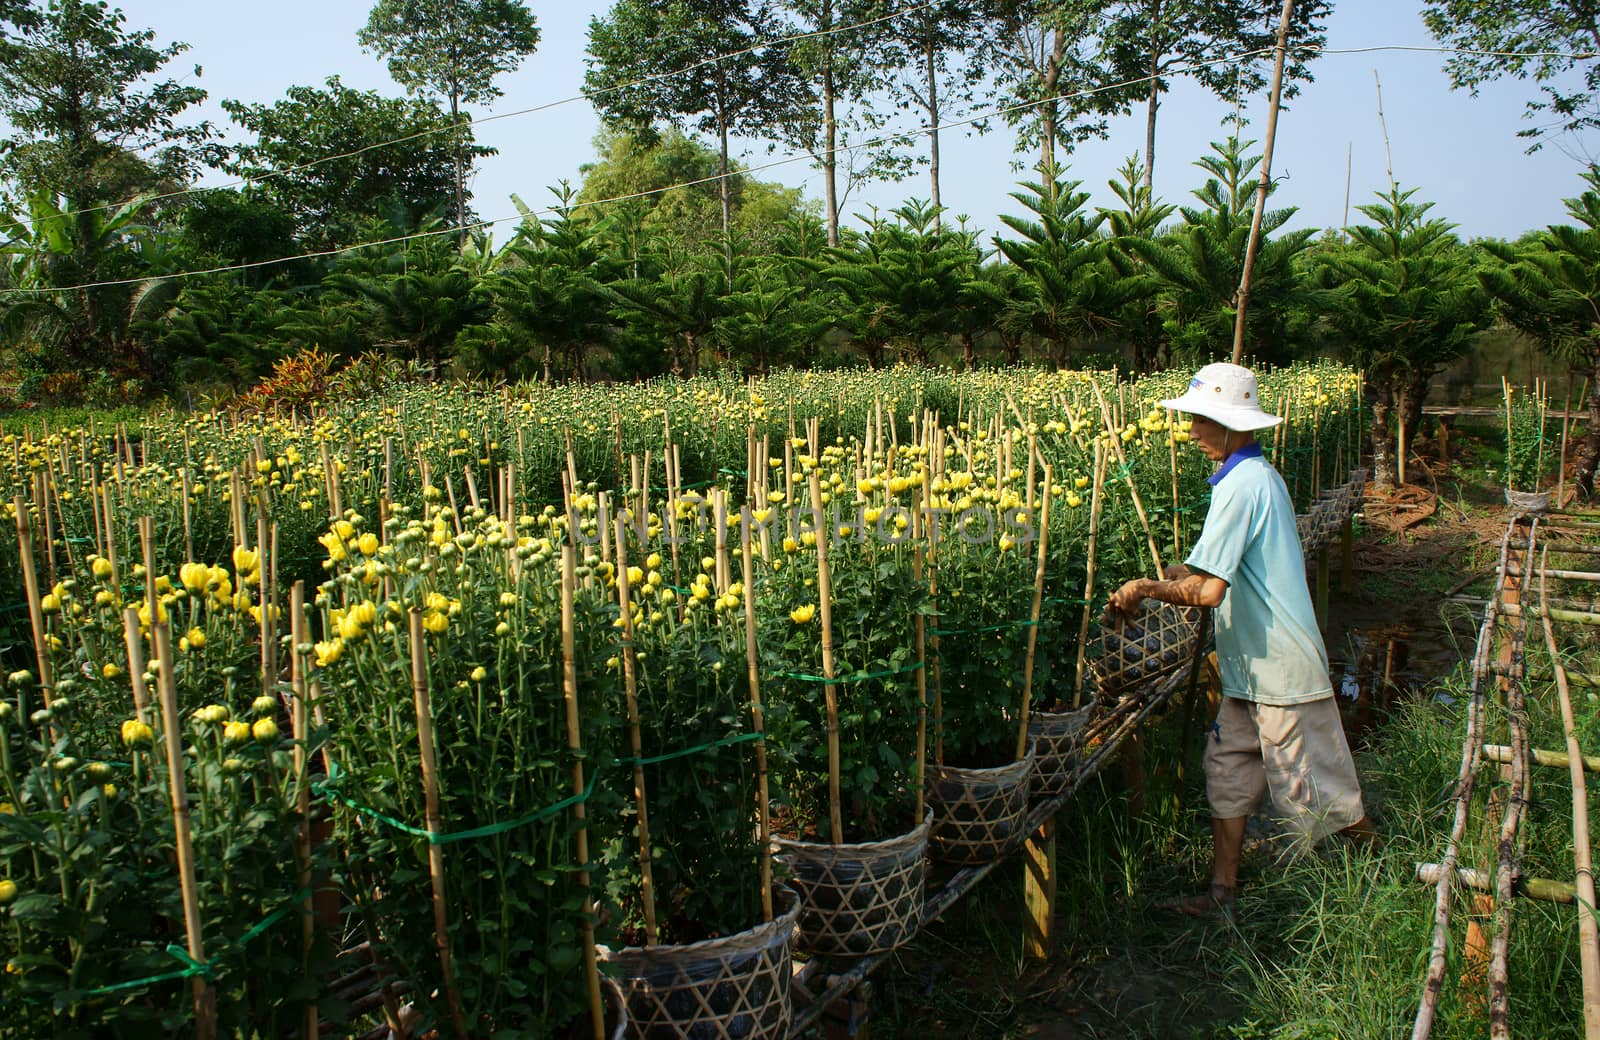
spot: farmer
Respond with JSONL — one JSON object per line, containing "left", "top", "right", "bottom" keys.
{"left": 1105, "top": 362, "right": 1372, "bottom": 916}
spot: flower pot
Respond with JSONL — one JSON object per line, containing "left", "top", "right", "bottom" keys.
{"left": 599, "top": 888, "right": 800, "bottom": 1040}
{"left": 1087, "top": 599, "right": 1202, "bottom": 699}
{"left": 1505, "top": 488, "right": 1551, "bottom": 516}
{"left": 774, "top": 810, "right": 930, "bottom": 958}
{"left": 925, "top": 746, "right": 1036, "bottom": 864}
{"left": 1027, "top": 703, "right": 1097, "bottom": 797}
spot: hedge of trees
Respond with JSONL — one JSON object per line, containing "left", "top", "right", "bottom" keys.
{"left": 4, "top": 0, "right": 1600, "bottom": 494}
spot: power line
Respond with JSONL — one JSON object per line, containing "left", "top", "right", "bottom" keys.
{"left": 4, "top": 0, "right": 951, "bottom": 232}
{"left": 8, "top": 39, "right": 1600, "bottom": 294}
{"left": 4, "top": 45, "right": 1280, "bottom": 295}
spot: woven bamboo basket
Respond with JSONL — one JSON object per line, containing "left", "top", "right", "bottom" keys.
{"left": 1505, "top": 488, "right": 1551, "bottom": 516}
{"left": 1087, "top": 599, "right": 1203, "bottom": 699}
{"left": 1295, "top": 512, "right": 1316, "bottom": 552}
{"left": 925, "top": 745, "right": 1037, "bottom": 864}
{"left": 599, "top": 888, "right": 800, "bottom": 1040}
{"left": 773, "top": 809, "right": 930, "bottom": 957}
{"left": 1027, "top": 703, "right": 1097, "bottom": 797}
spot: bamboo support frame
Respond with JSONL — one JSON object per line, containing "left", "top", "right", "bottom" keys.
{"left": 407, "top": 609, "right": 469, "bottom": 1040}
{"left": 290, "top": 583, "right": 318, "bottom": 1040}
{"left": 1016, "top": 465, "right": 1052, "bottom": 760}
{"left": 14, "top": 494, "right": 52, "bottom": 704}
{"left": 153, "top": 622, "right": 217, "bottom": 1040}
{"left": 1417, "top": 864, "right": 1578, "bottom": 906}
{"left": 1414, "top": 520, "right": 1522, "bottom": 1040}
{"left": 1540, "top": 553, "right": 1600, "bottom": 1038}
{"left": 809, "top": 469, "right": 844, "bottom": 845}
{"left": 738, "top": 517, "right": 775, "bottom": 924}
{"left": 612, "top": 514, "right": 659, "bottom": 944}
{"left": 1072, "top": 445, "right": 1108, "bottom": 708}
{"left": 560, "top": 545, "right": 608, "bottom": 1040}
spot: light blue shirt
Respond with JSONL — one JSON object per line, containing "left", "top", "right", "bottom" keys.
{"left": 1185, "top": 446, "right": 1332, "bottom": 706}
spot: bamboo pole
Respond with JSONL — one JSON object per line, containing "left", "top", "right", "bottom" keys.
{"left": 1540, "top": 553, "right": 1600, "bottom": 1038}
{"left": 1414, "top": 522, "right": 1518, "bottom": 1040}
{"left": 1231, "top": 0, "right": 1297, "bottom": 365}
{"left": 738, "top": 516, "right": 775, "bottom": 923}
{"left": 1073, "top": 445, "right": 1108, "bottom": 709}
{"left": 809, "top": 469, "right": 844, "bottom": 845}
{"left": 1483, "top": 743, "right": 1600, "bottom": 774}
{"left": 154, "top": 622, "right": 217, "bottom": 1040}
{"left": 1417, "top": 863, "right": 1577, "bottom": 905}
{"left": 122, "top": 607, "right": 151, "bottom": 721}
{"left": 1091, "top": 383, "right": 1163, "bottom": 575}
{"left": 290, "top": 583, "right": 318, "bottom": 1040}
{"left": 560, "top": 546, "right": 608, "bottom": 1040}
{"left": 14, "top": 495, "right": 52, "bottom": 704}
{"left": 1016, "top": 465, "right": 1052, "bottom": 761}
{"left": 912, "top": 497, "right": 929, "bottom": 827}
{"left": 612, "top": 516, "right": 659, "bottom": 943}
{"left": 407, "top": 609, "right": 469, "bottom": 1040}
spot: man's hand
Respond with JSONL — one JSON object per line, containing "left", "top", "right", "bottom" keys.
{"left": 1104, "top": 568, "right": 1230, "bottom": 624}
{"left": 1105, "top": 578, "right": 1151, "bottom": 624}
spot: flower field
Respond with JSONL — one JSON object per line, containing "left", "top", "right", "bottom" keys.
{"left": 0, "top": 363, "right": 1360, "bottom": 1039}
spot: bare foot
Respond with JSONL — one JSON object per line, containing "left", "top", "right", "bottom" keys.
{"left": 1162, "top": 883, "right": 1236, "bottom": 919}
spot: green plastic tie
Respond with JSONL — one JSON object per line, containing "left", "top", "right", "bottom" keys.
{"left": 59, "top": 883, "right": 309, "bottom": 1005}
{"left": 624, "top": 731, "right": 765, "bottom": 767}
{"left": 929, "top": 617, "right": 1041, "bottom": 637}
{"left": 769, "top": 660, "right": 925, "bottom": 685}
{"left": 317, "top": 762, "right": 599, "bottom": 845}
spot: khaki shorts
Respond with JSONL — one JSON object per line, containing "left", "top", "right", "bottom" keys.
{"left": 1204, "top": 695, "right": 1366, "bottom": 843}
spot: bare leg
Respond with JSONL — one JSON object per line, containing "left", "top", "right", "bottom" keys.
{"left": 1171, "top": 816, "right": 1245, "bottom": 917}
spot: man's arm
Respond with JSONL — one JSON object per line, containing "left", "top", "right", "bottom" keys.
{"left": 1106, "top": 567, "right": 1227, "bottom": 619}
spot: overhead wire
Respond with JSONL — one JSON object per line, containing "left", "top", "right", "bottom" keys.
{"left": 6, "top": 40, "right": 1599, "bottom": 294}
{"left": 3, "top": 44, "right": 1279, "bottom": 294}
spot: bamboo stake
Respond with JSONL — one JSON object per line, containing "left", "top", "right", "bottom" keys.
{"left": 612, "top": 515, "right": 659, "bottom": 944}
{"left": 1168, "top": 410, "right": 1182, "bottom": 557}
{"left": 809, "top": 469, "right": 844, "bottom": 845}
{"left": 1540, "top": 553, "right": 1600, "bottom": 1038}
{"left": 1483, "top": 743, "right": 1600, "bottom": 774}
{"left": 122, "top": 607, "right": 151, "bottom": 721}
{"left": 14, "top": 495, "right": 52, "bottom": 704}
{"left": 407, "top": 609, "right": 469, "bottom": 1040}
{"left": 1417, "top": 863, "right": 1577, "bottom": 905}
{"left": 560, "top": 546, "right": 608, "bottom": 1040}
{"left": 1016, "top": 465, "right": 1052, "bottom": 760}
{"left": 1414, "top": 523, "right": 1518, "bottom": 1040}
{"left": 1073, "top": 445, "right": 1108, "bottom": 708}
{"left": 154, "top": 622, "right": 216, "bottom": 1040}
{"left": 1091, "top": 384, "right": 1163, "bottom": 574}
{"left": 290, "top": 583, "right": 318, "bottom": 1040}
{"left": 911, "top": 496, "right": 929, "bottom": 826}
{"left": 738, "top": 516, "right": 775, "bottom": 923}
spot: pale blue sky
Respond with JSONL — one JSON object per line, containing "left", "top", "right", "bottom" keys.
{"left": 118, "top": 1, "right": 1598, "bottom": 244}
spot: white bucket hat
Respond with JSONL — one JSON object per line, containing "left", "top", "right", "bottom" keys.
{"left": 1159, "top": 362, "right": 1282, "bottom": 431}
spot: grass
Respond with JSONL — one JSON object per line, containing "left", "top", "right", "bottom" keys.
{"left": 867, "top": 508, "right": 1600, "bottom": 1039}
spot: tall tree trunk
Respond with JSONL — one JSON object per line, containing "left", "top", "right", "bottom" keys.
{"left": 1142, "top": 53, "right": 1162, "bottom": 193}
{"left": 1038, "top": 27, "right": 1068, "bottom": 198}
{"left": 961, "top": 330, "right": 976, "bottom": 370}
{"left": 925, "top": 26, "right": 942, "bottom": 227}
{"left": 1141, "top": 1, "right": 1164, "bottom": 193}
{"left": 1368, "top": 376, "right": 1398, "bottom": 488}
{"left": 449, "top": 79, "right": 467, "bottom": 243}
{"left": 1399, "top": 366, "right": 1432, "bottom": 465}
{"left": 715, "top": 76, "right": 733, "bottom": 269}
{"left": 821, "top": 0, "right": 840, "bottom": 247}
